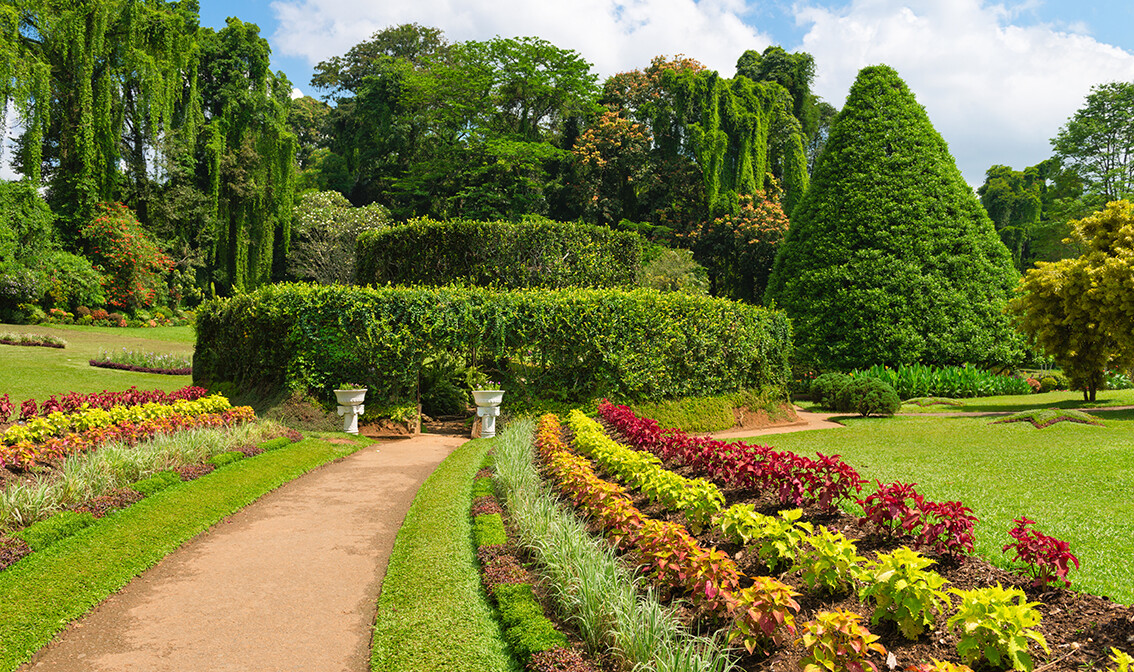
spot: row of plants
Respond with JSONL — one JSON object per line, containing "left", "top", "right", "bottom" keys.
{"left": 89, "top": 349, "right": 193, "bottom": 376}
{"left": 0, "top": 385, "right": 207, "bottom": 424}
{"left": 816, "top": 365, "right": 1034, "bottom": 402}
{"left": 1, "top": 430, "right": 298, "bottom": 569}
{"left": 470, "top": 466, "right": 598, "bottom": 671}
{"left": 597, "top": 400, "right": 865, "bottom": 511}
{"left": 559, "top": 411, "right": 1134, "bottom": 672}
{"left": 0, "top": 331, "right": 66, "bottom": 349}
{"left": 20, "top": 304, "right": 193, "bottom": 328}
{"left": 491, "top": 417, "right": 737, "bottom": 672}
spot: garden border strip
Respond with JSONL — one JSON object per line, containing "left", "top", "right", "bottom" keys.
{"left": 0, "top": 435, "right": 367, "bottom": 671}
{"left": 370, "top": 438, "right": 515, "bottom": 672}
{"left": 87, "top": 360, "right": 192, "bottom": 375}
{"left": 0, "top": 340, "right": 64, "bottom": 349}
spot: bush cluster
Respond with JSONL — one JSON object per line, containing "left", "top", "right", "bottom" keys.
{"left": 355, "top": 218, "right": 642, "bottom": 289}
{"left": 810, "top": 374, "right": 900, "bottom": 417}
{"left": 193, "top": 283, "right": 792, "bottom": 406}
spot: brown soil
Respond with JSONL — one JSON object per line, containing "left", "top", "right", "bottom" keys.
{"left": 732, "top": 402, "right": 801, "bottom": 432}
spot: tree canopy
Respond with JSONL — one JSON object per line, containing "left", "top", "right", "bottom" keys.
{"left": 1011, "top": 200, "right": 1134, "bottom": 401}
{"left": 765, "top": 64, "right": 1021, "bottom": 370}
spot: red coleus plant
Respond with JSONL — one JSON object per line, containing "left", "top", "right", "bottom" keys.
{"left": 1003, "top": 516, "right": 1080, "bottom": 588}
{"left": 0, "top": 394, "right": 13, "bottom": 424}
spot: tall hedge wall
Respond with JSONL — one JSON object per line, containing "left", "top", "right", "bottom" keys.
{"left": 354, "top": 218, "right": 643, "bottom": 289}
{"left": 193, "top": 283, "right": 792, "bottom": 404}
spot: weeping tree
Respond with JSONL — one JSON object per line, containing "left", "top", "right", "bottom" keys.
{"left": 1, "top": 3, "right": 296, "bottom": 296}
{"left": 197, "top": 18, "right": 296, "bottom": 293}
{"left": 0, "top": 0, "right": 201, "bottom": 244}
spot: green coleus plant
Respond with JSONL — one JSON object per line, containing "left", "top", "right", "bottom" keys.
{"left": 859, "top": 546, "right": 949, "bottom": 640}
{"left": 946, "top": 583, "right": 1048, "bottom": 671}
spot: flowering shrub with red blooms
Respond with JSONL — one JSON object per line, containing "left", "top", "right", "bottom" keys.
{"left": 81, "top": 202, "right": 174, "bottom": 311}
{"left": 1002, "top": 516, "right": 1080, "bottom": 588}
{"left": 6, "top": 386, "right": 208, "bottom": 419}
{"left": 0, "top": 407, "right": 255, "bottom": 470}
{"left": 858, "top": 481, "right": 977, "bottom": 562}
{"left": 597, "top": 400, "right": 865, "bottom": 511}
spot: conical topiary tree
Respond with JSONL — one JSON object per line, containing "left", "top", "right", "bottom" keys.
{"left": 764, "top": 65, "right": 1021, "bottom": 371}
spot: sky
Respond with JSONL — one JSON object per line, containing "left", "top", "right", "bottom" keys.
{"left": 5, "top": 1, "right": 1134, "bottom": 187}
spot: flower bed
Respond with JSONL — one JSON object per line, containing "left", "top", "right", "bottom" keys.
{"left": 0, "top": 386, "right": 207, "bottom": 424}
{"left": 87, "top": 360, "right": 192, "bottom": 376}
{"left": 0, "top": 332, "right": 66, "bottom": 349}
{"left": 529, "top": 408, "right": 1134, "bottom": 672}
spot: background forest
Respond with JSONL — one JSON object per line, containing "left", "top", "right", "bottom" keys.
{"left": 2, "top": 2, "right": 1133, "bottom": 372}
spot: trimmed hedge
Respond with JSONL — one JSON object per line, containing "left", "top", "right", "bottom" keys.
{"left": 130, "top": 471, "right": 182, "bottom": 497}
{"left": 355, "top": 218, "right": 642, "bottom": 289}
{"left": 473, "top": 514, "right": 507, "bottom": 547}
{"left": 494, "top": 583, "right": 569, "bottom": 662}
{"left": 194, "top": 283, "right": 792, "bottom": 405}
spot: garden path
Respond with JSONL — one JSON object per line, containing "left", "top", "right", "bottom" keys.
{"left": 18, "top": 432, "right": 467, "bottom": 672}
{"left": 709, "top": 406, "right": 845, "bottom": 440}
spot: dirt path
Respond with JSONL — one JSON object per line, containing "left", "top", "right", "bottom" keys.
{"left": 708, "top": 406, "right": 846, "bottom": 440}
{"left": 18, "top": 433, "right": 467, "bottom": 672}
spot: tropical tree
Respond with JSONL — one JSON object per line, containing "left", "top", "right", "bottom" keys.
{"left": 287, "top": 190, "right": 391, "bottom": 284}
{"left": 1052, "top": 82, "right": 1134, "bottom": 202}
{"left": 1011, "top": 200, "right": 1134, "bottom": 400}
{"left": 765, "top": 65, "right": 1022, "bottom": 370}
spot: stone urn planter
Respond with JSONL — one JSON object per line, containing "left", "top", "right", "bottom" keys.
{"left": 333, "top": 388, "right": 367, "bottom": 434}
{"left": 472, "top": 389, "right": 505, "bottom": 439}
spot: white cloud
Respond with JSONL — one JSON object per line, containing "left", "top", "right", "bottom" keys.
{"left": 290, "top": 87, "right": 304, "bottom": 99}
{"left": 795, "top": 0, "right": 1134, "bottom": 184}
{"left": 269, "top": 0, "right": 771, "bottom": 79}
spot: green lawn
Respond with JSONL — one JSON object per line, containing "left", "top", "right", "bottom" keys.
{"left": 0, "top": 323, "right": 194, "bottom": 402}
{"left": 743, "top": 413, "right": 1134, "bottom": 605}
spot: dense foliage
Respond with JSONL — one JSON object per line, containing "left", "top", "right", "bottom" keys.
{"left": 354, "top": 218, "right": 642, "bottom": 289}
{"left": 1011, "top": 200, "right": 1134, "bottom": 401}
{"left": 850, "top": 364, "right": 1033, "bottom": 399}
{"left": 765, "top": 65, "right": 1022, "bottom": 371}
{"left": 193, "top": 283, "right": 792, "bottom": 406}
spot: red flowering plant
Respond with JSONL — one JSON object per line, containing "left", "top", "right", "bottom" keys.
{"left": 81, "top": 202, "right": 174, "bottom": 311}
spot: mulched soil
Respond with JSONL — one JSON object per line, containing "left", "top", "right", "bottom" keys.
{"left": 175, "top": 464, "right": 216, "bottom": 481}
{"left": 583, "top": 423, "right": 1134, "bottom": 672}
{"left": 0, "top": 535, "right": 32, "bottom": 571}
{"left": 72, "top": 487, "right": 145, "bottom": 518}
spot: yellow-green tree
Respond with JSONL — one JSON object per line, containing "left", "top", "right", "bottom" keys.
{"left": 1011, "top": 200, "right": 1134, "bottom": 401}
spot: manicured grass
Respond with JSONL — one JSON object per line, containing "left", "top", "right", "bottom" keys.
{"left": 0, "top": 433, "right": 368, "bottom": 671}
{"left": 0, "top": 323, "right": 193, "bottom": 402}
{"left": 744, "top": 412, "right": 1134, "bottom": 604}
{"left": 371, "top": 438, "right": 517, "bottom": 672}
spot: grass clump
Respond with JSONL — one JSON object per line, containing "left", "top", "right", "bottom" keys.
{"left": 370, "top": 438, "right": 515, "bottom": 672}
{"left": 12, "top": 511, "right": 96, "bottom": 552}
{"left": 994, "top": 408, "right": 1103, "bottom": 429}
{"left": 904, "top": 397, "right": 963, "bottom": 407}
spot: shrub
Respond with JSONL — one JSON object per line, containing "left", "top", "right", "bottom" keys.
{"left": 13, "top": 511, "right": 97, "bottom": 552}
{"left": 258, "top": 436, "right": 293, "bottom": 452}
{"left": 194, "top": 283, "right": 792, "bottom": 406}
{"left": 206, "top": 451, "right": 245, "bottom": 468}
{"left": 355, "top": 217, "right": 642, "bottom": 290}
{"left": 836, "top": 377, "right": 900, "bottom": 417}
{"left": 129, "top": 471, "right": 182, "bottom": 496}
{"left": 81, "top": 203, "right": 173, "bottom": 311}
{"left": 493, "top": 583, "right": 569, "bottom": 662}
{"left": 947, "top": 584, "right": 1048, "bottom": 671}
{"left": 810, "top": 373, "right": 851, "bottom": 409}
{"left": 765, "top": 65, "right": 1022, "bottom": 371}
{"left": 473, "top": 513, "right": 507, "bottom": 547}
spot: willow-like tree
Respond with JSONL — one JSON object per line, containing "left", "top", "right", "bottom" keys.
{"left": 197, "top": 18, "right": 296, "bottom": 293}
{"left": 766, "top": 65, "right": 1021, "bottom": 370}
{"left": 0, "top": 0, "right": 201, "bottom": 244}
